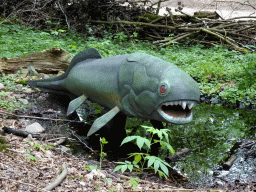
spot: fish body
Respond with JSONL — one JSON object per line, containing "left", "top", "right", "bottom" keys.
{"left": 27, "top": 48, "right": 200, "bottom": 136}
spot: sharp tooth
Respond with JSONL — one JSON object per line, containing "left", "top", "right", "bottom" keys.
{"left": 188, "top": 102, "right": 195, "bottom": 110}
{"left": 182, "top": 101, "right": 187, "bottom": 110}
{"left": 174, "top": 101, "right": 180, "bottom": 106}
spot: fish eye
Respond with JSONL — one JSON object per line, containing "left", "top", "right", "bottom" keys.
{"left": 160, "top": 85, "right": 167, "bottom": 94}
{"left": 158, "top": 82, "right": 169, "bottom": 96}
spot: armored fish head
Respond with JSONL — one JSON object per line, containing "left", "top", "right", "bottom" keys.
{"left": 119, "top": 53, "right": 200, "bottom": 124}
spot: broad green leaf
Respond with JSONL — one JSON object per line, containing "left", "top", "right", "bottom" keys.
{"left": 89, "top": 165, "right": 98, "bottom": 170}
{"left": 153, "top": 160, "right": 160, "bottom": 172}
{"left": 113, "top": 165, "right": 123, "bottom": 172}
{"left": 146, "top": 156, "right": 155, "bottom": 167}
{"left": 158, "top": 170, "right": 168, "bottom": 179}
{"left": 121, "top": 136, "right": 137, "bottom": 146}
{"left": 134, "top": 154, "right": 142, "bottom": 163}
{"left": 121, "top": 136, "right": 150, "bottom": 150}
{"left": 159, "top": 141, "right": 175, "bottom": 155}
{"left": 127, "top": 164, "right": 133, "bottom": 172}
{"left": 160, "top": 163, "right": 169, "bottom": 176}
{"left": 115, "top": 161, "right": 126, "bottom": 165}
{"left": 136, "top": 137, "right": 150, "bottom": 150}
{"left": 121, "top": 164, "right": 128, "bottom": 173}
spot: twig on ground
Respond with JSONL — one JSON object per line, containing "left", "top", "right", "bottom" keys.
{"left": 158, "top": 31, "right": 199, "bottom": 49}
{"left": 46, "top": 137, "right": 68, "bottom": 146}
{"left": 69, "top": 129, "right": 99, "bottom": 156}
{"left": 201, "top": 28, "right": 247, "bottom": 52}
{"left": 43, "top": 163, "right": 68, "bottom": 191}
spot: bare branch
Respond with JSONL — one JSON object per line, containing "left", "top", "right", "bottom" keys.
{"left": 57, "top": 0, "right": 70, "bottom": 29}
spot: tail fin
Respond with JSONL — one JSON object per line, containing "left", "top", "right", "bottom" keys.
{"left": 27, "top": 48, "right": 102, "bottom": 94}
{"left": 26, "top": 78, "right": 67, "bottom": 94}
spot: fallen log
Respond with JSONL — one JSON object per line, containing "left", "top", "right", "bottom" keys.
{"left": 166, "top": 148, "right": 191, "bottom": 163}
{"left": 0, "top": 48, "right": 72, "bottom": 74}
{"left": 2, "top": 127, "right": 66, "bottom": 141}
{"left": 223, "top": 156, "right": 237, "bottom": 170}
{"left": 3, "top": 127, "right": 44, "bottom": 139}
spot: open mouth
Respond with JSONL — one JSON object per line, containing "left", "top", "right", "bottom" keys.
{"left": 157, "top": 100, "right": 198, "bottom": 124}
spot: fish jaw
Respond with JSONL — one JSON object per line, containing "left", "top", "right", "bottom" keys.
{"left": 157, "top": 100, "right": 198, "bottom": 124}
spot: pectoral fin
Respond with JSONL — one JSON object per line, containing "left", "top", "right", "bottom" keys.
{"left": 87, "top": 106, "right": 120, "bottom": 136}
{"left": 67, "top": 94, "right": 87, "bottom": 116}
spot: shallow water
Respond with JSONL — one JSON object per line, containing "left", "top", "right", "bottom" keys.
{"left": 168, "top": 103, "right": 256, "bottom": 186}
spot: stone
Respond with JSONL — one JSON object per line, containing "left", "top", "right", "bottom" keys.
{"left": 45, "top": 150, "right": 53, "bottom": 157}
{"left": 16, "top": 84, "right": 23, "bottom": 90}
{"left": 25, "top": 122, "right": 45, "bottom": 133}
{"left": 22, "top": 87, "right": 33, "bottom": 94}
{"left": 0, "top": 83, "right": 5, "bottom": 90}
{"left": 239, "top": 101, "right": 250, "bottom": 109}
{"left": 115, "top": 183, "right": 123, "bottom": 191}
{"left": 38, "top": 73, "right": 50, "bottom": 79}
{"left": 85, "top": 169, "right": 106, "bottom": 180}
{"left": 17, "top": 119, "right": 31, "bottom": 129}
{"left": 27, "top": 66, "right": 38, "bottom": 76}
{"left": 79, "top": 181, "right": 86, "bottom": 186}
{"left": 18, "top": 98, "right": 29, "bottom": 105}
{"left": 211, "top": 97, "right": 219, "bottom": 104}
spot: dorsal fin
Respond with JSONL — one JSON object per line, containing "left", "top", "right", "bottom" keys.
{"left": 70, "top": 47, "right": 101, "bottom": 67}
{"left": 49, "top": 48, "right": 102, "bottom": 81}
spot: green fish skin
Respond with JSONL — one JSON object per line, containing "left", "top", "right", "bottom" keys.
{"left": 27, "top": 48, "right": 200, "bottom": 136}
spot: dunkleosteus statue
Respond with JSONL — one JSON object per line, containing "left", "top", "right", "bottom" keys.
{"left": 27, "top": 48, "right": 200, "bottom": 137}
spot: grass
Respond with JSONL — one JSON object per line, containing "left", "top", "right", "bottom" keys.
{"left": 0, "top": 23, "right": 255, "bottom": 107}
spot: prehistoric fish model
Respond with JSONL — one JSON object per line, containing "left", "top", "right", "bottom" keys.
{"left": 27, "top": 48, "right": 200, "bottom": 137}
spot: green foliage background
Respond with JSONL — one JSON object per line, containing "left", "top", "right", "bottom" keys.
{"left": 1, "top": 23, "right": 255, "bottom": 106}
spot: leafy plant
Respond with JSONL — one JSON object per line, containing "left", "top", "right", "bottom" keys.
{"left": 24, "top": 148, "right": 37, "bottom": 162}
{"left": 25, "top": 154, "right": 37, "bottom": 162}
{"left": 126, "top": 177, "right": 141, "bottom": 189}
{"left": 114, "top": 32, "right": 128, "bottom": 42}
{"left": 26, "top": 140, "right": 47, "bottom": 153}
{"left": 84, "top": 165, "right": 98, "bottom": 171}
{"left": 44, "top": 144, "right": 54, "bottom": 150}
{"left": 113, "top": 125, "right": 174, "bottom": 178}
{"left": 86, "top": 137, "right": 108, "bottom": 192}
